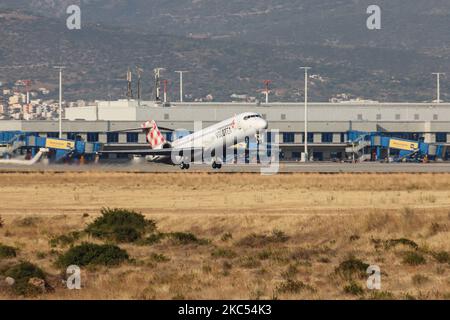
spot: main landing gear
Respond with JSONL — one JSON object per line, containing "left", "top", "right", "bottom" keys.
{"left": 179, "top": 162, "right": 190, "bottom": 170}
{"left": 212, "top": 161, "right": 222, "bottom": 170}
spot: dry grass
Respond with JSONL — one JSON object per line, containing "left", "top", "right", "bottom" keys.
{"left": 0, "top": 172, "right": 449, "bottom": 300}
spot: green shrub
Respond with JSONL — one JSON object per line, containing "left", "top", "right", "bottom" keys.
{"left": 3, "top": 261, "right": 46, "bottom": 296}
{"left": 49, "top": 231, "right": 83, "bottom": 248}
{"left": 0, "top": 244, "right": 17, "bottom": 259}
{"left": 402, "top": 251, "right": 426, "bottom": 266}
{"left": 139, "top": 232, "right": 166, "bottom": 245}
{"left": 56, "top": 242, "right": 129, "bottom": 268}
{"left": 385, "top": 238, "right": 419, "bottom": 250}
{"left": 335, "top": 258, "right": 369, "bottom": 280}
{"left": 85, "top": 208, "right": 156, "bottom": 243}
{"left": 372, "top": 238, "right": 418, "bottom": 250}
{"left": 343, "top": 281, "right": 365, "bottom": 296}
{"left": 16, "top": 217, "right": 40, "bottom": 227}
{"left": 168, "top": 232, "right": 209, "bottom": 245}
{"left": 432, "top": 251, "right": 450, "bottom": 264}
{"left": 237, "top": 230, "right": 289, "bottom": 247}
{"left": 277, "top": 279, "right": 315, "bottom": 294}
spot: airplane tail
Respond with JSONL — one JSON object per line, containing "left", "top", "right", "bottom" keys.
{"left": 141, "top": 120, "right": 166, "bottom": 149}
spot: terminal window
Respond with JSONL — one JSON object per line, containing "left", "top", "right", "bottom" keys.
{"left": 395, "top": 114, "right": 401, "bottom": 120}
{"left": 282, "top": 132, "right": 295, "bottom": 143}
{"left": 87, "top": 132, "right": 99, "bottom": 142}
{"left": 357, "top": 114, "right": 363, "bottom": 120}
{"left": 281, "top": 114, "right": 286, "bottom": 120}
{"left": 414, "top": 114, "right": 420, "bottom": 120}
{"left": 433, "top": 114, "right": 439, "bottom": 120}
{"left": 164, "top": 113, "right": 169, "bottom": 120}
{"left": 126, "top": 132, "right": 139, "bottom": 143}
{"left": 67, "top": 132, "right": 77, "bottom": 140}
{"left": 376, "top": 114, "right": 381, "bottom": 120}
{"left": 436, "top": 133, "right": 447, "bottom": 143}
{"left": 307, "top": 133, "right": 314, "bottom": 143}
{"left": 322, "top": 133, "right": 333, "bottom": 143}
{"left": 107, "top": 132, "right": 119, "bottom": 143}
{"left": 46, "top": 132, "right": 59, "bottom": 138}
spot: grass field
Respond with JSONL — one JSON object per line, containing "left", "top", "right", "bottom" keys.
{"left": 0, "top": 172, "right": 449, "bottom": 299}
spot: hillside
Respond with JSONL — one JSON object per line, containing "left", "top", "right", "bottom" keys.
{"left": 0, "top": 9, "right": 448, "bottom": 102}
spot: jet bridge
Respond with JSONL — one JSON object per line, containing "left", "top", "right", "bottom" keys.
{"left": 0, "top": 131, "right": 102, "bottom": 163}
{"left": 346, "top": 131, "right": 445, "bottom": 162}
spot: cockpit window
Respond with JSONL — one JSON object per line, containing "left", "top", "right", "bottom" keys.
{"left": 243, "top": 114, "right": 261, "bottom": 120}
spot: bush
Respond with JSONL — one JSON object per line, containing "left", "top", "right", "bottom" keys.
{"left": 85, "top": 208, "right": 156, "bottom": 243}
{"left": 168, "top": 232, "right": 209, "bottom": 245}
{"left": 402, "top": 251, "right": 426, "bottom": 266}
{"left": 3, "top": 262, "right": 46, "bottom": 296}
{"left": 335, "top": 258, "right": 369, "bottom": 280}
{"left": 385, "top": 238, "right": 419, "bottom": 250}
{"left": 277, "top": 279, "right": 315, "bottom": 294}
{"left": 56, "top": 242, "right": 129, "bottom": 268}
{"left": 49, "top": 231, "right": 83, "bottom": 248}
{"left": 237, "top": 230, "right": 289, "bottom": 248}
{"left": 432, "top": 251, "right": 450, "bottom": 264}
{"left": 0, "top": 244, "right": 17, "bottom": 259}
{"left": 139, "top": 233, "right": 165, "bottom": 245}
{"left": 343, "top": 281, "right": 365, "bottom": 296}
{"left": 16, "top": 217, "right": 40, "bottom": 227}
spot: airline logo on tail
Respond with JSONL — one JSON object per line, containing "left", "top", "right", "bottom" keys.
{"left": 142, "top": 120, "right": 166, "bottom": 149}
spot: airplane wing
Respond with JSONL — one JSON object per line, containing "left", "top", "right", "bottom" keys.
{"left": 107, "top": 125, "right": 175, "bottom": 133}
{"left": 99, "top": 147, "right": 203, "bottom": 156}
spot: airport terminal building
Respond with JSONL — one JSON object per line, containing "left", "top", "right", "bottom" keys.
{"left": 1, "top": 100, "right": 450, "bottom": 161}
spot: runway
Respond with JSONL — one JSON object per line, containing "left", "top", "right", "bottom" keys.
{"left": 1, "top": 161, "right": 450, "bottom": 173}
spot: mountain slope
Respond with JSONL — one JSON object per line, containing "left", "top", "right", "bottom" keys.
{"left": 0, "top": 10, "right": 447, "bottom": 102}
{"left": 2, "top": 0, "right": 450, "bottom": 52}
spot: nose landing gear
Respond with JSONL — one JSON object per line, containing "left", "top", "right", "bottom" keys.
{"left": 179, "top": 162, "right": 190, "bottom": 170}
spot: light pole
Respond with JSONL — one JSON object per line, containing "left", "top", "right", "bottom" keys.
{"left": 54, "top": 66, "right": 65, "bottom": 138}
{"left": 175, "top": 71, "right": 188, "bottom": 102}
{"left": 432, "top": 73, "right": 445, "bottom": 103}
{"left": 300, "top": 67, "right": 311, "bottom": 162}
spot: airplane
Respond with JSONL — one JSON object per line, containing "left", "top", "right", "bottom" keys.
{"left": 100, "top": 112, "right": 268, "bottom": 170}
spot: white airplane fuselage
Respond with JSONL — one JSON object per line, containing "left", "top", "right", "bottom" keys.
{"left": 147, "top": 112, "right": 268, "bottom": 165}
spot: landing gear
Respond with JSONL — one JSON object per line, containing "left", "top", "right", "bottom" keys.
{"left": 179, "top": 162, "right": 190, "bottom": 170}
{"left": 212, "top": 161, "right": 222, "bottom": 170}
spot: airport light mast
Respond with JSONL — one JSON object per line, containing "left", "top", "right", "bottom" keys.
{"left": 175, "top": 71, "right": 188, "bottom": 102}
{"left": 136, "top": 66, "right": 143, "bottom": 106}
{"left": 53, "top": 66, "right": 65, "bottom": 139}
{"left": 300, "top": 67, "right": 311, "bottom": 162}
{"left": 263, "top": 80, "right": 271, "bottom": 104}
{"left": 154, "top": 68, "right": 165, "bottom": 101}
{"left": 432, "top": 73, "right": 445, "bottom": 103}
